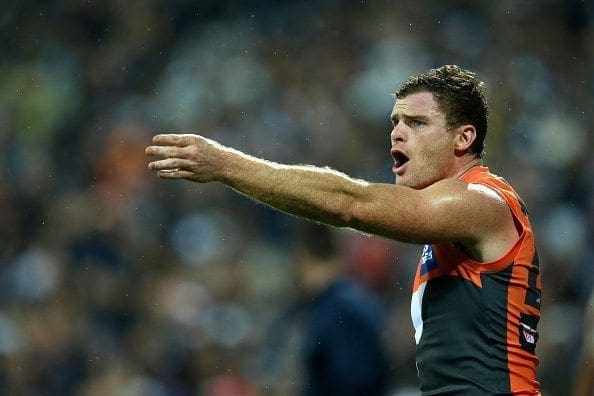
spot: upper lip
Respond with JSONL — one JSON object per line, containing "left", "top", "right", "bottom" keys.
{"left": 391, "top": 148, "right": 409, "bottom": 168}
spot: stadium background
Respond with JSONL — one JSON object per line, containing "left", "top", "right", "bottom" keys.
{"left": 1, "top": 0, "right": 592, "bottom": 395}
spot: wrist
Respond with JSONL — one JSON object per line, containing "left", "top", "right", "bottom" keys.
{"left": 210, "top": 143, "right": 242, "bottom": 184}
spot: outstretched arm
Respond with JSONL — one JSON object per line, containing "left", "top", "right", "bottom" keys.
{"left": 146, "top": 134, "right": 386, "bottom": 228}
{"left": 146, "top": 133, "right": 514, "bottom": 254}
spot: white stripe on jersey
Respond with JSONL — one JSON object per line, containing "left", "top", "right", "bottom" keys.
{"left": 411, "top": 281, "right": 427, "bottom": 345}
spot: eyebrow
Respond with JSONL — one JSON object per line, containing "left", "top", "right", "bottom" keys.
{"left": 391, "top": 113, "right": 429, "bottom": 124}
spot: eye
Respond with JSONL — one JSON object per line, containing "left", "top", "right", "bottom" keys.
{"left": 409, "top": 119, "right": 425, "bottom": 128}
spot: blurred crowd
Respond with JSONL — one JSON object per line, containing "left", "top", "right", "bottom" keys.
{"left": 1, "top": 0, "right": 593, "bottom": 395}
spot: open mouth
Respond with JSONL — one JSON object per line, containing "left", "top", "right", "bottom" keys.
{"left": 392, "top": 150, "right": 409, "bottom": 170}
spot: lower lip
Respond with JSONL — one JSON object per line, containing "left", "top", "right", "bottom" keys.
{"left": 393, "top": 162, "right": 408, "bottom": 175}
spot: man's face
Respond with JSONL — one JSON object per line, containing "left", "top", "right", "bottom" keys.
{"left": 390, "top": 91, "right": 456, "bottom": 189}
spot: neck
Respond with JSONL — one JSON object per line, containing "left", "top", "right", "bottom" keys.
{"left": 453, "top": 157, "right": 483, "bottom": 179}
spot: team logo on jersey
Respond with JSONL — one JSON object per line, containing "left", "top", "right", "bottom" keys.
{"left": 519, "top": 314, "right": 539, "bottom": 354}
{"left": 522, "top": 327, "right": 536, "bottom": 344}
{"left": 419, "top": 245, "right": 437, "bottom": 275}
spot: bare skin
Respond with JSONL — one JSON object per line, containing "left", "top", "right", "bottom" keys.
{"left": 146, "top": 92, "right": 519, "bottom": 262}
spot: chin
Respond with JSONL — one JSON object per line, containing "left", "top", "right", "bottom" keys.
{"left": 395, "top": 177, "right": 413, "bottom": 188}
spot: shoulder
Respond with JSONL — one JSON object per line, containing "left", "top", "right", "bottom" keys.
{"left": 418, "top": 178, "right": 514, "bottom": 243}
{"left": 424, "top": 177, "right": 519, "bottom": 261}
{"left": 422, "top": 177, "right": 509, "bottom": 213}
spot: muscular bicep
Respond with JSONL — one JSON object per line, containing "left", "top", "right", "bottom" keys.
{"left": 348, "top": 179, "right": 514, "bottom": 247}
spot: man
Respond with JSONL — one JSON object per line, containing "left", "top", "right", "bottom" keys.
{"left": 293, "top": 222, "right": 389, "bottom": 396}
{"left": 146, "top": 65, "right": 542, "bottom": 395}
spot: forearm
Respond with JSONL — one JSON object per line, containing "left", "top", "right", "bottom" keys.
{"left": 216, "top": 147, "right": 370, "bottom": 227}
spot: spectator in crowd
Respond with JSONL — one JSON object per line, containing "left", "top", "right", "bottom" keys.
{"left": 293, "top": 222, "right": 389, "bottom": 396}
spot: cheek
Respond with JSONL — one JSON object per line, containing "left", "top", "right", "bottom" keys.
{"left": 415, "top": 140, "right": 450, "bottom": 175}
{"left": 424, "top": 133, "right": 450, "bottom": 155}
{"left": 417, "top": 140, "right": 442, "bottom": 163}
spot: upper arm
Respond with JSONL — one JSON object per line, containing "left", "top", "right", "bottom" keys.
{"left": 346, "top": 178, "right": 515, "bottom": 248}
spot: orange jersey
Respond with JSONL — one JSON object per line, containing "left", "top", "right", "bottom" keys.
{"left": 411, "top": 167, "right": 541, "bottom": 395}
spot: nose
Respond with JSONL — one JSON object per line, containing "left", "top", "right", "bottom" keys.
{"left": 390, "top": 122, "right": 405, "bottom": 144}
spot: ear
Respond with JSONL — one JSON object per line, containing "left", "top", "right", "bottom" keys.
{"left": 453, "top": 124, "right": 477, "bottom": 155}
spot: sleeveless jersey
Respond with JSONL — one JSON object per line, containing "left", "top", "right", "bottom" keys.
{"left": 410, "top": 167, "right": 541, "bottom": 395}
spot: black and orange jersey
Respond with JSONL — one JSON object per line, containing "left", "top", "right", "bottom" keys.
{"left": 411, "top": 166, "right": 541, "bottom": 395}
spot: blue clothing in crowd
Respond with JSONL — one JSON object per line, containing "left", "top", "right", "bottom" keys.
{"left": 301, "top": 278, "right": 389, "bottom": 396}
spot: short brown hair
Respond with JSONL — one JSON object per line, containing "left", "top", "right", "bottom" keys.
{"left": 395, "top": 65, "right": 488, "bottom": 158}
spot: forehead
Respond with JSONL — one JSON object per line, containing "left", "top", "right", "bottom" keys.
{"left": 391, "top": 91, "right": 442, "bottom": 117}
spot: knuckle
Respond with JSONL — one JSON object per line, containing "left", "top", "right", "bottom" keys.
{"left": 185, "top": 144, "right": 200, "bottom": 158}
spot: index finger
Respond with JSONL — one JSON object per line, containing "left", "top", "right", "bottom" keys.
{"left": 152, "top": 134, "right": 199, "bottom": 146}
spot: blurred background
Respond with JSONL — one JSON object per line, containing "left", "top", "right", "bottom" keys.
{"left": 1, "top": 0, "right": 593, "bottom": 395}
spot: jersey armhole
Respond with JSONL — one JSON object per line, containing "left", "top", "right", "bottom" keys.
{"left": 461, "top": 182, "right": 526, "bottom": 272}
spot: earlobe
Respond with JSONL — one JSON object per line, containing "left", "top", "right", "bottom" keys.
{"left": 454, "top": 125, "right": 477, "bottom": 153}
